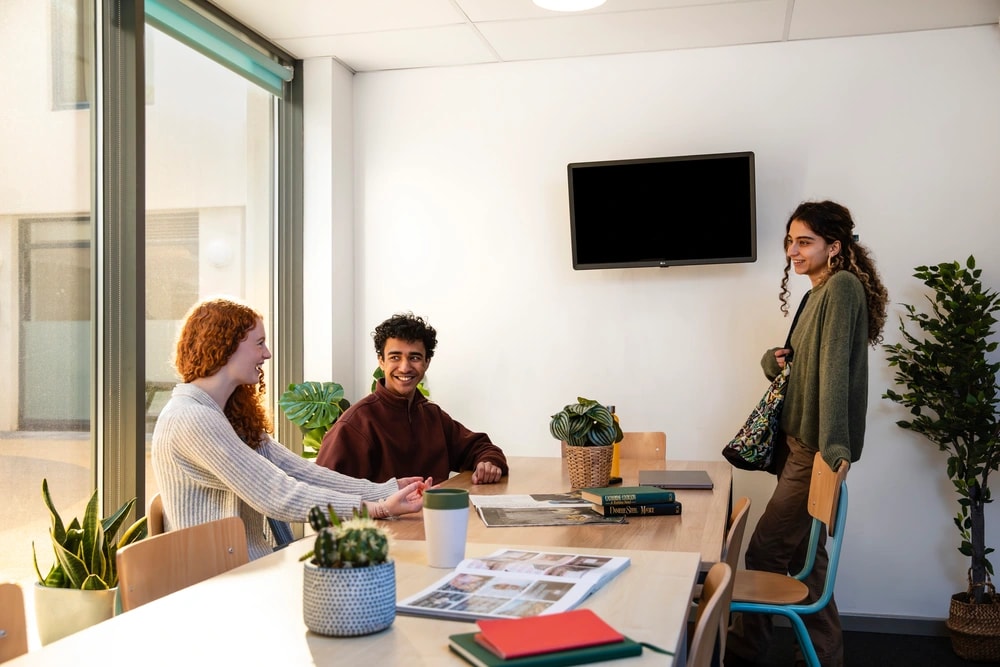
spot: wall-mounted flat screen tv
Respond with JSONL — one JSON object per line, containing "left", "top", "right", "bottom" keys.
{"left": 568, "top": 151, "right": 756, "bottom": 270}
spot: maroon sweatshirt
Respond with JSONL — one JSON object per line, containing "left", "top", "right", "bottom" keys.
{"left": 315, "top": 379, "right": 508, "bottom": 484}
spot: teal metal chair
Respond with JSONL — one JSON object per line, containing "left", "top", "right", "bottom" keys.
{"left": 729, "top": 453, "right": 849, "bottom": 667}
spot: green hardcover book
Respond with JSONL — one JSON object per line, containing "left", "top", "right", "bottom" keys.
{"left": 592, "top": 501, "right": 682, "bottom": 517}
{"left": 578, "top": 485, "right": 675, "bottom": 506}
{"left": 448, "top": 632, "right": 643, "bottom": 667}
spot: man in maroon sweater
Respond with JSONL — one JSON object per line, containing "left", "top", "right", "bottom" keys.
{"left": 316, "top": 312, "right": 508, "bottom": 485}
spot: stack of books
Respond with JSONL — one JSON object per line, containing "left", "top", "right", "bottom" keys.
{"left": 579, "top": 485, "right": 682, "bottom": 516}
{"left": 448, "top": 609, "right": 643, "bottom": 666}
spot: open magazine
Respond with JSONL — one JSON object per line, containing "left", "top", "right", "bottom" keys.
{"left": 396, "top": 548, "right": 630, "bottom": 621}
{"left": 468, "top": 493, "right": 626, "bottom": 527}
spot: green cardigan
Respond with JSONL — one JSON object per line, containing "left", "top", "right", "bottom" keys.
{"left": 762, "top": 270, "right": 870, "bottom": 470}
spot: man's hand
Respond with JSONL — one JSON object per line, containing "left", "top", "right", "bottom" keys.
{"left": 471, "top": 461, "right": 503, "bottom": 484}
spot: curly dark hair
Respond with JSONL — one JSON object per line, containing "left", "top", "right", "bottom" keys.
{"left": 373, "top": 312, "right": 438, "bottom": 360}
{"left": 174, "top": 298, "right": 272, "bottom": 448}
{"left": 779, "top": 200, "right": 888, "bottom": 346}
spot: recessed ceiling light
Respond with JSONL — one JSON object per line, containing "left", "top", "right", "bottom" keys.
{"left": 533, "top": 0, "right": 607, "bottom": 12}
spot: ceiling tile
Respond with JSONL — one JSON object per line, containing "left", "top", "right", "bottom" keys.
{"left": 789, "top": 0, "right": 1000, "bottom": 40}
{"left": 277, "top": 25, "right": 498, "bottom": 71}
{"left": 479, "top": 1, "right": 789, "bottom": 62}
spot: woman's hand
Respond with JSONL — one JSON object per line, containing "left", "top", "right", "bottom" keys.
{"left": 397, "top": 476, "right": 431, "bottom": 490}
{"left": 385, "top": 479, "right": 428, "bottom": 517}
{"left": 774, "top": 348, "right": 792, "bottom": 369}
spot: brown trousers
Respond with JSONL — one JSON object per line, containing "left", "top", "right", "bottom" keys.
{"left": 726, "top": 436, "right": 844, "bottom": 667}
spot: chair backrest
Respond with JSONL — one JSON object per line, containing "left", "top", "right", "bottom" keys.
{"left": 617, "top": 431, "right": 666, "bottom": 461}
{"left": 723, "top": 496, "right": 752, "bottom": 572}
{"left": 0, "top": 583, "right": 27, "bottom": 663}
{"left": 148, "top": 492, "right": 165, "bottom": 535}
{"left": 808, "top": 452, "right": 849, "bottom": 535}
{"left": 791, "top": 453, "right": 849, "bottom": 610}
{"left": 117, "top": 516, "right": 249, "bottom": 611}
{"left": 688, "top": 562, "right": 734, "bottom": 667}
{"left": 718, "top": 496, "right": 751, "bottom": 659}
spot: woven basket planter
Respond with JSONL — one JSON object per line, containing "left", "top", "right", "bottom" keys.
{"left": 946, "top": 580, "right": 1000, "bottom": 662}
{"left": 303, "top": 560, "right": 396, "bottom": 637}
{"left": 564, "top": 443, "right": 613, "bottom": 489}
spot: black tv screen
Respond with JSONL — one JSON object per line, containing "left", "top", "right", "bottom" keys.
{"left": 568, "top": 151, "right": 756, "bottom": 270}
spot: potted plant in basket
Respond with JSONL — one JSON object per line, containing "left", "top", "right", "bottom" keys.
{"left": 278, "top": 381, "right": 352, "bottom": 458}
{"left": 549, "top": 397, "right": 624, "bottom": 489}
{"left": 300, "top": 504, "right": 395, "bottom": 637}
{"left": 32, "top": 478, "right": 147, "bottom": 644}
{"left": 883, "top": 256, "right": 1000, "bottom": 661}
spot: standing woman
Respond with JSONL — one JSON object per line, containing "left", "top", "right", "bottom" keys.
{"left": 727, "top": 201, "right": 888, "bottom": 667}
{"left": 152, "top": 298, "right": 428, "bottom": 560}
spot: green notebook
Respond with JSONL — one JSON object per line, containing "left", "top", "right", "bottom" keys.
{"left": 448, "top": 631, "right": 643, "bottom": 667}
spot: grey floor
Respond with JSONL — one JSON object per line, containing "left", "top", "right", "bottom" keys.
{"left": 760, "top": 626, "right": 991, "bottom": 667}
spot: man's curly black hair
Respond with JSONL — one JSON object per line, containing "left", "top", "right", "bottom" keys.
{"left": 373, "top": 312, "right": 438, "bottom": 360}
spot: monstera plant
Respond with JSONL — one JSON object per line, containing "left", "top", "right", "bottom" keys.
{"left": 278, "top": 381, "right": 351, "bottom": 459}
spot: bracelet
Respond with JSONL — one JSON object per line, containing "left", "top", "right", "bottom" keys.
{"left": 379, "top": 497, "right": 397, "bottom": 520}
{"left": 366, "top": 498, "right": 392, "bottom": 520}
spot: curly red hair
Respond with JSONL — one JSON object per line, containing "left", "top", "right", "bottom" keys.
{"left": 174, "top": 298, "right": 273, "bottom": 448}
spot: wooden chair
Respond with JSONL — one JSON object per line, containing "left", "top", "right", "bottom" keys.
{"left": 688, "top": 562, "right": 734, "bottom": 667}
{"left": 117, "top": 516, "right": 250, "bottom": 611}
{"left": 729, "top": 453, "right": 849, "bottom": 667}
{"left": 617, "top": 431, "right": 666, "bottom": 462}
{"left": 0, "top": 583, "right": 28, "bottom": 663}
{"left": 691, "top": 496, "right": 751, "bottom": 661}
{"left": 148, "top": 492, "right": 164, "bottom": 535}
{"left": 558, "top": 431, "right": 666, "bottom": 461}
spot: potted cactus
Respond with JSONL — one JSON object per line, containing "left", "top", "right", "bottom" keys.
{"left": 549, "top": 397, "right": 624, "bottom": 488}
{"left": 32, "top": 478, "right": 148, "bottom": 644}
{"left": 300, "top": 504, "right": 395, "bottom": 637}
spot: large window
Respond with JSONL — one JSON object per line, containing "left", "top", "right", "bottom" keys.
{"left": 143, "top": 23, "right": 277, "bottom": 503}
{"left": 0, "top": 0, "right": 301, "bottom": 589}
{"left": 0, "top": 0, "right": 96, "bottom": 587}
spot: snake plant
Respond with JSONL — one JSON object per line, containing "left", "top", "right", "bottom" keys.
{"left": 549, "top": 396, "right": 624, "bottom": 447}
{"left": 32, "top": 478, "right": 147, "bottom": 590}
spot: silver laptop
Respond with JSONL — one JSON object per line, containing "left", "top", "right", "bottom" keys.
{"left": 638, "top": 469, "right": 714, "bottom": 490}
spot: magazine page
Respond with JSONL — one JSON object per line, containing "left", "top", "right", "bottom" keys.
{"left": 396, "top": 548, "right": 631, "bottom": 621}
{"left": 468, "top": 493, "right": 626, "bottom": 527}
{"left": 468, "top": 492, "right": 590, "bottom": 508}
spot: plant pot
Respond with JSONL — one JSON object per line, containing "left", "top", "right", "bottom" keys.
{"left": 946, "top": 586, "right": 1000, "bottom": 662}
{"left": 564, "top": 443, "right": 614, "bottom": 489}
{"left": 34, "top": 583, "right": 118, "bottom": 645}
{"left": 302, "top": 560, "right": 396, "bottom": 637}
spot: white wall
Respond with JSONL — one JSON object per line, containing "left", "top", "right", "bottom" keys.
{"left": 305, "top": 25, "right": 1000, "bottom": 621}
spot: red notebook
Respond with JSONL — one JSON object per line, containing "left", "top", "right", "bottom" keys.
{"left": 473, "top": 609, "right": 625, "bottom": 659}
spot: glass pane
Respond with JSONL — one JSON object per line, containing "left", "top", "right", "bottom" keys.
{"left": 143, "top": 26, "right": 275, "bottom": 503}
{"left": 0, "top": 2, "right": 95, "bottom": 585}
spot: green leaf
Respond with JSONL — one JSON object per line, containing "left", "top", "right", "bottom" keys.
{"left": 883, "top": 255, "right": 1000, "bottom": 576}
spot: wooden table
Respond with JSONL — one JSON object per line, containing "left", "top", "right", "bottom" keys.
{"left": 390, "top": 457, "right": 732, "bottom": 569}
{"left": 9, "top": 539, "right": 701, "bottom": 666}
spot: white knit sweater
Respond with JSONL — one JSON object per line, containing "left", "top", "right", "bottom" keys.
{"left": 151, "top": 384, "right": 398, "bottom": 560}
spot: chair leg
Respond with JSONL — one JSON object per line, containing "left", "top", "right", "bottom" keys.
{"left": 786, "top": 614, "right": 820, "bottom": 667}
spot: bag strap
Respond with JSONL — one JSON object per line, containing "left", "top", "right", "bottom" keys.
{"left": 784, "top": 292, "right": 810, "bottom": 358}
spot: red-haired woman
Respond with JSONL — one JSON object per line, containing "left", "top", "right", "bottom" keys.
{"left": 152, "top": 297, "right": 428, "bottom": 560}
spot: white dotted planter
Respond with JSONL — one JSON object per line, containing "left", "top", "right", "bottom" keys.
{"left": 302, "top": 560, "right": 396, "bottom": 637}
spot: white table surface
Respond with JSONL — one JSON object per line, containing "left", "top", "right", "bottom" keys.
{"left": 10, "top": 538, "right": 700, "bottom": 666}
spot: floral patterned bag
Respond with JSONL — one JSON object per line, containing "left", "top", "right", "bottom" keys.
{"left": 722, "top": 363, "right": 790, "bottom": 472}
{"left": 723, "top": 292, "right": 809, "bottom": 473}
